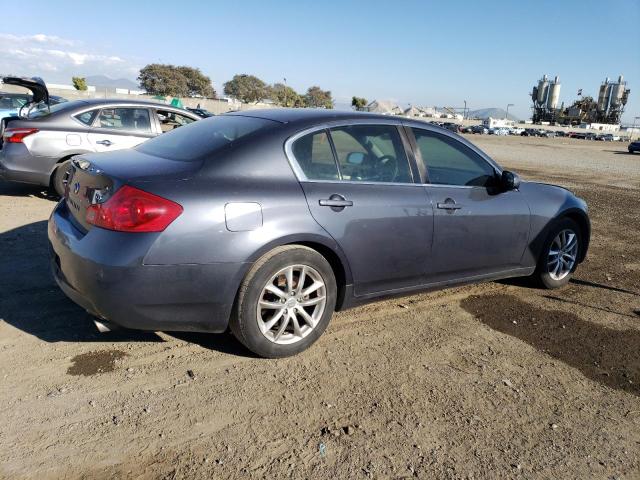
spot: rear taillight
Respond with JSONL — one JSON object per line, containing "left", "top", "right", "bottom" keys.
{"left": 86, "top": 185, "right": 183, "bottom": 232}
{"left": 3, "top": 128, "right": 39, "bottom": 143}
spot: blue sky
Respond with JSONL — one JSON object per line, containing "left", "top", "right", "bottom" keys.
{"left": 1, "top": 0, "right": 639, "bottom": 122}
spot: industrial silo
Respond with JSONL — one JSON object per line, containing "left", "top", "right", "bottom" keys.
{"left": 546, "top": 76, "right": 561, "bottom": 109}
{"left": 596, "top": 79, "right": 611, "bottom": 112}
{"left": 610, "top": 75, "right": 626, "bottom": 108}
{"left": 536, "top": 75, "right": 549, "bottom": 105}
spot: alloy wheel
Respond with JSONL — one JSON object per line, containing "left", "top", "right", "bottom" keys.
{"left": 547, "top": 229, "right": 578, "bottom": 280}
{"left": 256, "top": 264, "right": 327, "bottom": 345}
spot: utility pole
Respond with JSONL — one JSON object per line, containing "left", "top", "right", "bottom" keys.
{"left": 283, "top": 77, "right": 288, "bottom": 107}
{"left": 463, "top": 100, "right": 467, "bottom": 120}
{"left": 506, "top": 103, "right": 514, "bottom": 120}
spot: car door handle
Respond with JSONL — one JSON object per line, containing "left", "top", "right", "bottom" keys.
{"left": 319, "top": 194, "right": 353, "bottom": 210}
{"left": 96, "top": 140, "right": 113, "bottom": 146}
{"left": 319, "top": 199, "right": 353, "bottom": 207}
{"left": 437, "top": 199, "right": 463, "bottom": 210}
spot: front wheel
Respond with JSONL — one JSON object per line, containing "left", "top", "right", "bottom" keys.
{"left": 533, "top": 218, "right": 582, "bottom": 289}
{"left": 230, "top": 245, "right": 337, "bottom": 358}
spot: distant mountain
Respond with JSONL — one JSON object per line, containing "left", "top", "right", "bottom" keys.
{"left": 85, "top": 75, "right": 139, "bottom": 90}
{"left": 468, "top": 108, "right": 519, "bottom": 121}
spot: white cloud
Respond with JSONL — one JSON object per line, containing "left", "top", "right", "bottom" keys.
{"left": 0, "top": 32, "right": 137, "bottom": 83}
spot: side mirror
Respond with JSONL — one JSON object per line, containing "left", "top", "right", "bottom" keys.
{"left": 346, "top": 152, "right": 365, "bottom": 165}
{"left": 501, "top": 170, "right": 521, "bottom": 191}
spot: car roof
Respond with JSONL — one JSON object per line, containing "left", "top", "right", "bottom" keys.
{"left": 227, "top": 108, "right": 401, "bottom": 125}
{"left": 72, "top": 98, "right": 189, "bottom": 108}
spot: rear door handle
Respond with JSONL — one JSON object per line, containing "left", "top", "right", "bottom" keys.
{"left": 96, "top": 140, "right": 113, "bottom": 146}
{"left": 319, "top": 199, "right": 353, "bottom": 207}
{"left": 319, "top": 194, "right": 353, "bottom": 211}
{"left": 437, "top": 198, "right": 463, "bottom": 210}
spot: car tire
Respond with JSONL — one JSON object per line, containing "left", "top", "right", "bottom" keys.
{"left": 533, "top": 217, "right": 582, "bottom": 289}
{"left": 230, "top": 245, "right": 337, "bottom": 358}
{"left": 51, "top": 160, "right": 72, "bottom": 197}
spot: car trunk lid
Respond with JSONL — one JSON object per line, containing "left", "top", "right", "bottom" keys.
{"left": 64, "top": 150, "right": 201, "bottom": 232}
{"left": 1, "top": 76, "right": 49, "bottom": 105}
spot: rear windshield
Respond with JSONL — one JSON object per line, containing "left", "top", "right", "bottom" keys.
{"left": 27, "top": 100, "right": 87, "bottom": 119}
{"left": 136, "top": 115, "right": 277, "bottom": 161}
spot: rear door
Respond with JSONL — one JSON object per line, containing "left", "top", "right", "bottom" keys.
{"left": 87, "top": 107, "right": 155, "bottom": 152}
{"left": 409, "top": 127, "right": 530, "bottom": 281}
{"left": 289, "top": 122, "right": 433, "bottom": 296}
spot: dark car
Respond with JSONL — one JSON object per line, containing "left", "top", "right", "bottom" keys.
{"left": 186, "top": 107, "right": 215, "bottom": 118}
{"left": 521, "top": 128, "right": 538, "bottom": 136}
{"left": 442, "top": 122, "right": 460, "bottom": 133}
{"left": 629, "top": 141, "right": 640, "bottom": 153}
{"left": 49, "top": 109, "right": 590, "bottom": 358}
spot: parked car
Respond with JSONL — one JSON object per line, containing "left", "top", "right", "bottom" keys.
{"left": 0, "top": 78, "right": 200, "bottom": 195}
{"left": 442, "top": 122, "right": 460, "bottom": 133}
{"left": 471, "top": 125, "right": 489, "bottom": 134}
{"left": 460, "top": 126, "right": 474, "bottom": 134}
{"left": 628, "top": 141, "right": 640, "bottom": 153}
{"left": 0, "top": 77, "right": 67, "bottom": 122}
{"left": 601, "top": 134, "right": 620, "bottom": 142}
{"left": 186, "top": 107, "right": 215, "bottom": 118}
{"left": 509, "top": 127, "right": 524, "bottom": 135}
{"left": 48, "top": 109, "right": 590, "bottom": 358}
{"left": 492, "top": 127, "right": 509, "bottom": 136}
{"left": 521, "top": 128, "right": 538, "bottom": 137}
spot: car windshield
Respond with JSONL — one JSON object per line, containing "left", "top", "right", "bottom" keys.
{"left": 27, "top": 100, "right": 87, "bottom": 119}
{"left": 136, "top": 114, "right": 278, "bottom": 161}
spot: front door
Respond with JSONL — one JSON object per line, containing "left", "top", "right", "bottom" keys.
{"left": 88, "top": 107, "right": 155, "bottom": 152}
{"left": 290, "top": 124, "right": 433, "bottom": 296}
{"left": 409, "top": 127, "right": 530, "bottom": 281}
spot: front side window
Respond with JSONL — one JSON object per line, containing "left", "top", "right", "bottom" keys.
{"left": 329, "top": 125, "right": 412, "bottom": 183}
{"left": 412, "top": 128, "right": 496, "bottom": 187}
{"left": 291, "top": 130, "right": 339, "bottom": 180}
{"left": 96, "top": 108, "right": 152, "bottom": 133}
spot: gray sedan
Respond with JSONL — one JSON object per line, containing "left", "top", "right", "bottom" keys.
{"left": 48, "top": 109, "right": 590, "bottom": 357}
{"left": 0, "top": 98, "right": 199, "bottom": 195}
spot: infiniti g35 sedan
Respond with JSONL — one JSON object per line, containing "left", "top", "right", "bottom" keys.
{"left": 48, "top": 109, "right": 590, "bottom": 358}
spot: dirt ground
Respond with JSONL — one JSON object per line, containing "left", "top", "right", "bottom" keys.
{"left": 0, "top": 136, "right": 638, "bottom": 479}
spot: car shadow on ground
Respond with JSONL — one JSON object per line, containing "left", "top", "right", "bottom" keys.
{"left": 462, "top": 293, "right": 639, "bottom": 396}
{"left": 0, "top": 219, "right": 163, "bottom": 343}
{"left": 0, "top": 219, "right": 259, "bottom": 356}
{"left": 0, "top": 181, "right": 58, "bottom": 200}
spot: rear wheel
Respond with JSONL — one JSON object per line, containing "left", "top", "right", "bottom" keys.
{"left": 230, "top": 246, "right": 337, "bottom": 358}
{"left": 51, "top": 159, "right": 72, "bottom": 197}
{"left": 533, "top": 218, "right": 581, "bottom": 289}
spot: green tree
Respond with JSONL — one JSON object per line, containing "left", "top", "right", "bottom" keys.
{"left": 305, "top": 86, "right": 333, "bottom": 109}
{"left": 72, "top": 76, "right": 87, "bottom": 91}
{"left": 351, "top": 96, "right": 368, "bottom": 110}
{"left": 269, "top": 83, "right": 304, "bottom": 107}
{"left": 177, "top": 66, "right": 216, "bottom": 98}
{"left": 223, "top": 74, "right": 269, "bottom": 103}
{"left": 138, "top": 64, "right": 215, "bottom": 98}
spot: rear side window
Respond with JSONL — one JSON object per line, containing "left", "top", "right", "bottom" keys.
{"left": 136, "top": 115, "right": 276, "bottom": 161}
{"left": 412, "top": 128, "right": 496, "bottom": 187}
{"left": 97, "top": 108, "right": 152, "bottom": 133}
{"left": 291, "top": 131, "right": 339, "bottom": 180}
{"left": 74, "top": 109, "right": 98, "bottom": 126}
{"left": 329, "top": 125, "right": 412, "bottom": 183}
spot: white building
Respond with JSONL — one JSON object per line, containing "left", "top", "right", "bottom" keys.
{"left": 482, "top": 117, "right": 515, "bottom": 129}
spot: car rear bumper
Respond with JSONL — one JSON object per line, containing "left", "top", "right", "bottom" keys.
{"left": 0, "top": 143, "right": 55, "bottom": 186}
{"left": 48, "top": 202, "right": 247, "bottom": 333}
